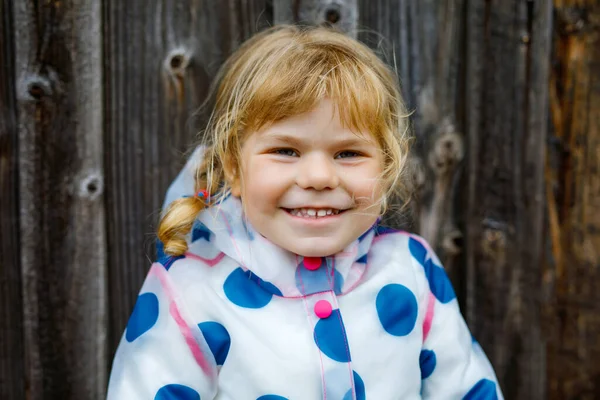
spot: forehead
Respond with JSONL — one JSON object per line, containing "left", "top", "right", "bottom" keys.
{"left": 256, "top": 99, "right": 378, "bottom": 146}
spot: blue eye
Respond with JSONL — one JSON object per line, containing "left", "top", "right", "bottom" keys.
{"left": 273, "top": 148, "right": 298, "bottom": 157}
{"left": 336, "top": 151, "right": 360, "bottom": 159}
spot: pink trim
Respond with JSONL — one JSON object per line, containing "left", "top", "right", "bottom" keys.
{"left": 169, "top": 301, "right": 213, "bottom": 376}
{"left": 422, "top": 292, "right": 436, "bottom": 343}
{"left": 149, "top": 263, "right": 215, "bottom": 378}
{"left": 185, "top": 251, "right": 226, "bottom": 267}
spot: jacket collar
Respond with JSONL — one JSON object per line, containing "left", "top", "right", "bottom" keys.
{"left": 191, "top": 195, "right": 375, "bottom": 297}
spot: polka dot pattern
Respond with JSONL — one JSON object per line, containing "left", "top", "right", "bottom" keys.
{"left": 295, "top": 260, "right": 344, "bottom": 295}
{"left": 463, "top": 379, "right": 498, "bottom": 400}
{"left": 198, "top": 321, "right": 231, "bottom": 366}
{"left": 126, "top": 293, "right": 159, "bottom": 342}
{"left": 375, "top": 225, "right": 398, "bottom": 235}
{"left": 224, "top": 267, "right": 277, "bottom": 308}
{"left": 376, "top": 284, "right": 418, "bottom": 336}
{"left": 314, "top": 309, "right": 351, "bottom": 362}
{"left": 408, "top": 237, "right": 456, "bottom": 304}
{"left": 419, "top": 349, "right": 437, "bottom": 379}
{"left": 356, "top": 254, "right": 368, "bottom": 264}
{"left": 192, "top": 222, "right": 211, "bottom": 242}
{"left": 343, "top": 371, "right": 365, "bottom": 400}
{"left": 155, "top": 384, "right": 200, "bottom": 400}
{"left": 156, "top": 241, "right": 184, "bottom": 270}
{"left": 256, "top": 396, "right": 288, "bottom": 400}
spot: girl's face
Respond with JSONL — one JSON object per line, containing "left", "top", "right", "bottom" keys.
{"left": 231, "top": 99, "right": 384, "bottom": 257}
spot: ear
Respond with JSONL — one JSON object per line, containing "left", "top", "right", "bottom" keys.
{"left": 230, "top": 177, "right": 242, "bottom": 197}
{"left": 226, "top": 167, "right": 242, "bottom": 197}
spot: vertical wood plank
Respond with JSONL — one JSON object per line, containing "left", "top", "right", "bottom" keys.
{"left": 104, "top": 0, "right": 271, "bottom": 359}
{"left": 274, "top": 0, "right": 358, "bottom": 36}
{"left": 0, "top": 0, "right": 25, "bottom": 398}
{"left": 464, "top": 0, "right": 552, "bottom": 398}
{"left": 13, "top": 0, "right": 106, "bottom": 399}
{"left": 547, "top": 1, "right": 600, "bottom": 398}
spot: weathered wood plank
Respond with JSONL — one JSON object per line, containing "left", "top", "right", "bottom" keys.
{"left": 274, "top": 0, "right": 358, "bottom": 36}
{"left": 12, "top": 0, "right": 106, "bottom": 399}
{"left": 0, "top": 0, "right": 25, "bottom": 398}
{"left": 547, "top": 1, "right": 600, "bottom": 398}
{"left": 104, "top": 0, "right": 272, "bottom": 358}
{"left": 464, "top": 0, "right": 552, "bottom": 398}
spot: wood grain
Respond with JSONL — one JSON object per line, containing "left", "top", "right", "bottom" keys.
{"left": 275, "top": 0, "right": 358, "bottom": 36}
{"left": 12, "top": 0, "right": 106, "bottom": 398}
{"left": 0, "top": 0, "right": 25, "bottom": 398}
{"left": 103, "top": 0, "right": 271, "bottom": 358}
{"left": 547, "top": 1, "right": 600, "bottom": 398}
{"left": 464, "top": 0, "right": 552, "bottom": 398}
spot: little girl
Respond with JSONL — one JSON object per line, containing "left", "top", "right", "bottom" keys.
{"left": 107, "top": 25, "right": 503, "bottom": 399}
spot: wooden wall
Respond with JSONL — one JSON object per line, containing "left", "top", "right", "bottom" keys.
{"left": 1, "top": 0, "right": 599, "bottom": 399}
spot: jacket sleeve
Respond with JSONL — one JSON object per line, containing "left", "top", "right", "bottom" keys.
{"left": 106, "top": 262, "right": 218, "bottom": 400}
{"left": 408, "top": 235, "right": 504, "bottom": 400}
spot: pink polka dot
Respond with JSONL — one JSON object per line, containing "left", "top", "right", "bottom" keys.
{"left": 304, "top": 257, "right": 322, "bottom": 271}
{"left": 314, "top": 300, "right": 332, "bottom": 318}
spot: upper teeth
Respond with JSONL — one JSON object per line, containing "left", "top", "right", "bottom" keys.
{"left": 289, "top": 208, "right": 339, "bottom": 218}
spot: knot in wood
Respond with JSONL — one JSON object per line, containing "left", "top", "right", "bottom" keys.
{"left": 19, "top": 75, "right": 53, "bottom": 101}
{"left": 164, "top": 48, "right": 191, "bottom": 77}
{"left": 325, "top": 7, "right": 341, "bottom": 24}
{"left": 442, "top": 229, "right": 463, "bottom": 256}
{"left": 79, "top": 173, "right": 104, "bottom": 200}
{"left": 428, "top": 130, "right": 464, "bottom": 176}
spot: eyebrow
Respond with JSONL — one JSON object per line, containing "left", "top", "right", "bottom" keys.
{"left": 261, "top": 133, "right": 375, "bottom": 148}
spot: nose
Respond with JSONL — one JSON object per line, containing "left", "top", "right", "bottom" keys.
{"left": 296, "top": 152, "right": 340, "bottom": 190}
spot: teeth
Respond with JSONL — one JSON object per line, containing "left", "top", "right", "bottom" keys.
{"left": 288, "top": 208, "right": 341, "bottom": 218}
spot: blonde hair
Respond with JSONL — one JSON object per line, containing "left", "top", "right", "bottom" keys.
{"left": 158, "top": 24, "right": 411, "bottom": 256}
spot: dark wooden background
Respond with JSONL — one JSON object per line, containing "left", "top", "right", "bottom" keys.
{"left": 1, "top": 0, "right": 599, "bottom": 399}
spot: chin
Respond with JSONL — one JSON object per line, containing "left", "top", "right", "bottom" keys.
{"left": 289, "top": 242, "right": 345, "bottom": 258}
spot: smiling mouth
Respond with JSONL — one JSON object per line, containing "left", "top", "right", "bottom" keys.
{"left": 283, "top": 207, "right": 349, "bottom": 219}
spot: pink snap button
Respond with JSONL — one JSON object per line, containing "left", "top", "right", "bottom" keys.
{"left": 303, "top": 257, "right": 322, "bottom": 271}
{"left": 314, "top": 300, "right": 332, "bottom": 319}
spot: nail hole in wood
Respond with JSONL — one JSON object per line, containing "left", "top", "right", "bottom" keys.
{"left": 325, "top": 8, "right": 341, "bottom": 24}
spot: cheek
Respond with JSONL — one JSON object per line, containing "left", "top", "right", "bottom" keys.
{"left": 242, "top": 159, "right": 288, "bottom": 207}
{"left": 345, "top": 166, "right": 384, "bottom": 200}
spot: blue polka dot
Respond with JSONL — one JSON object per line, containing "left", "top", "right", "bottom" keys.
{"left": 156, "top": 240, "right": 185, "bottom": 270}
{"left": 126, "top": 293, "right": 159, "bottom": 342}
{"left": 192, "top": 222, "right": 211, "bottom": 242}
{"left": 343, "top": 371, "right": 365, "bottom": 400}
{"left": 333, "top": 268, "right": 344, "bottom": 295}
{"left": 375, "top": 225, "right": 398, "bottom": 235}
{"left": 409, "top": 237, "right": 456, "bottom": 304}
{"left": 250, "top": 274, "right": 283, "bottom": 296}
{"left": 314, "top": 309, "right": 351, "bottom": 362}
{"left": 224, "top": 268, "right": 275, "bottom": 308}
{"left": 376, "top": 284, "right": 418, "bottom": 336}
{"left": 420, "top": 349, "right": 436, "bottom": 379}
{"left": 424, "top": 259, "right": 456, "bottom": 303}
{"left": 408, "top": 237, "right": 428, "bottom": 265}
{"left": 463, "top": 379, "right": 498, "bottom": 400}
{"left": 155, "top": 384, "right": 200, "bottom": 400}
{"left": 198, "top": 321, "right": 231, "bottom": 366}
{"left": 256, "top": 396, "right": 288, "bottom": 400}
{"left": 356, "top": 254, "right": 368, "bottom": 264}
{"left": 295, "top": 259, "right": 342, "bottom": 295}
